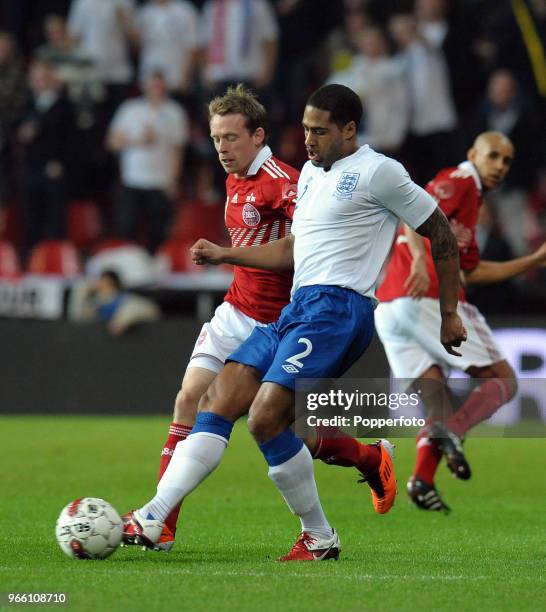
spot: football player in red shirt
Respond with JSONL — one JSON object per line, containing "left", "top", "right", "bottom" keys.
{"left": 152, "top": 85, "right": 394, "bottom": 551}
{"left": 376, "top": 131, "right": 546, "bottom": 511}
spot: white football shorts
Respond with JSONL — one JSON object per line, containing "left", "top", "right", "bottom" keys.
{"left": 187, "top": 301, "right": 266, "bottom": 374}
{"left": 375, "top": 297, "right": 504, "bottom": 380}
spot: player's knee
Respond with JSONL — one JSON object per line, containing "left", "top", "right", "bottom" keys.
{"left": 197, "top": 363, "right": 261, "bottom": 422}
{"left": 196, "top": 379, "right": 235, "bottom": 420}
{"left": 247, "top": 414, "right": 269, "bottom": 443}
{"left": 247, "top": 409, "right": 274, "bottom": 444}
{"left": 503, "top": 368, "right": 518, "bottom": 401}
{"left": 472, "top": 360, "right": 518, "bottom": 401}
{"left": 490, "top": 361, "right": 518, "bottom": 400}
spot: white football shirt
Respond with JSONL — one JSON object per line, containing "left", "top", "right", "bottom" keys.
{"left": 291, "top": 145, "right": 437, "bottom": 300}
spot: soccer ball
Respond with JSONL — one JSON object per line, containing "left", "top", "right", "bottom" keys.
{"left": 55, "top": 497, "right": 122, "bottom": 559}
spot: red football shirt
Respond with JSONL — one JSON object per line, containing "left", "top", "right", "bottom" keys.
{"left": 223, "top": 147, "right": 299, "bottom": 323}
{"left": 376, "top": 161, "right": 482, "bottom": 303}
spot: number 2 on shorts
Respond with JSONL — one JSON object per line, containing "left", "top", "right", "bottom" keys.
{"left": 285, "top": 338, "right": 313, "bottom": 369}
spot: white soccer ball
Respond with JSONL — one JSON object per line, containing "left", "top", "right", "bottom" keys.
{"left": 55, "top": 497, "right": 122, "bottom": 559}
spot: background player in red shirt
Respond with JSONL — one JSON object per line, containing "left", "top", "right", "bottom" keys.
{"left": 376, "top": 131, "right": 546, "bottom": 512}
{"left": 154, "top": 85, "right": 393, "bottom": 551}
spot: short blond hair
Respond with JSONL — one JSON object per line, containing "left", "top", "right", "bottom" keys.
{"left": 208, "top": 84, "right": 268, "bottom": 138}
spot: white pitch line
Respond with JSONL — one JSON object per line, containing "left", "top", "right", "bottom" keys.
{"left": 94, "top": 568, "right": 496, "bottom": 582}
{"left": 195, "top": 571, "right": 492, "bottom": 582}
{"left": 4, "top": 566, "right": 543, "bottom": 583}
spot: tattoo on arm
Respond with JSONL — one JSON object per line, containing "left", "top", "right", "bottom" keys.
{"left": 415, "top": 208, "right": 458, "bottom": 261}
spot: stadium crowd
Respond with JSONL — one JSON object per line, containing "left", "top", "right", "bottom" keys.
{"left": 0, "top": 0, "right": 545, "bottom": 313}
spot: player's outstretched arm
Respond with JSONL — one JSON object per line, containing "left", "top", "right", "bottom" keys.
{"left": 463, "top": 242, "right": 546, "bottom": 285}
{"left": 190, "top": 235, "right": 294, "bottom": 271}
{"left": 415, "top": 208, "right": 467, "bottom": 356}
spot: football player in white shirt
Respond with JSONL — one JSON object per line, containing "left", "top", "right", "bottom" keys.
{"left": 122, "top": 85, "right": 466, "bottom": 561}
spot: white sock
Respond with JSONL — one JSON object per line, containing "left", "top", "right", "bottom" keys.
{"left": 268, "top": 445, "right": 332, "bottom": 540}
{"left": 140, "top": 432, "right": 227, "bottom": 522}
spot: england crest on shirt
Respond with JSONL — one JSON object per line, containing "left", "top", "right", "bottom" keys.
{"left": 335, "top": 172, "right": 360, "bottom": 199}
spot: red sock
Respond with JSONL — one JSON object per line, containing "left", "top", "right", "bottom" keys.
{"left": 414, "top": 437, "right": 442, "bottom": 485}
{"left": 159, "top": 422, "right": 192, "bottom": 534}
{"left": 413, "top": 422, "right": 441, "bottom": 485}
{"left": 313, "top": 427, "right": 381, "bottom": 474}
{"left": 446, "top": 379, "right": 512, "bottom": 437}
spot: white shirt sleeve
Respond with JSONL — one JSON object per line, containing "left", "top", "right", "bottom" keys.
{"left": 368, "top": 158, "right": 437, "bottom": 229}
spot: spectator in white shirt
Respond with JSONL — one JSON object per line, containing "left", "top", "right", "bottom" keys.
{"left": 135, "top": 0, "right": 199, "bottom": 98}
{"left": 327, "top": 25, "right": 409, "bottom": 154}
{"left": 68, "top": 0, "right": 135, "bottom": 111}
{"left": 389, "top": 12, "right": 458, "bottom": 185}
{"left": 415, "top": 0, "right": 482, "bottom": 116}
{"left": 201, "top": 0, "right": 278, "bottom": 96}
{"left": 107, "top": 71, "right": 189, "bottom": 252}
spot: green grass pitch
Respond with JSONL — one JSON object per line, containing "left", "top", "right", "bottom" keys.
{"left": 0, "top": 416, "right": 544, "bottom": 611}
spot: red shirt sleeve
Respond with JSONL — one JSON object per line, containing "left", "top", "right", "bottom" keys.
{"left": 279, "top": 180, "right": 298, "bottom": 219}
{"left": 460, "top": 238, "right": 480, "bottom": 271}
{"left": 261, "top": 176, "right": 298, "bottom": 219}
{"left": 426, "top": 174, "right": 481, "bottom": 270}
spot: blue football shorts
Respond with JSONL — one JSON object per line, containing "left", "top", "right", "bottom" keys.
{"left": 227, "top": 285, "right": 375, "bottom": 390}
